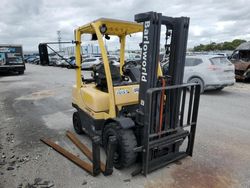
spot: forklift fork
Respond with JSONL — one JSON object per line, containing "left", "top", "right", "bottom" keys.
{"left": 41, "top": 132, "right": 117, "bottom": 176}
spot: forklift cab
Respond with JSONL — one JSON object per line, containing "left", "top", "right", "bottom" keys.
{"left": 72, "top": 18, "right": 161, "bottom": 118}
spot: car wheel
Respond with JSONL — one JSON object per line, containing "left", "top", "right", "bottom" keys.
{"left": 216, "top": 87, "right": 224, "bottom": 91}
{"left": 188, "top": 77, "right": 204, "bottom": 93}
{"left": 244, "top": 68, "right": 250, "bottom": 82}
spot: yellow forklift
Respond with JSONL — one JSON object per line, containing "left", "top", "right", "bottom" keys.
{"left": 72, "top": 12, "right": 201, "bottom": 176}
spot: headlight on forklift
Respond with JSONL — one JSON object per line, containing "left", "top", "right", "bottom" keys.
{"left": 100, "top": 24, "right": 107, "bottom": 34}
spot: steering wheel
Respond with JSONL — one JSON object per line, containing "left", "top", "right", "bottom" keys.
{"left": 122, "top": 61, "right": 138, "bottom": 74}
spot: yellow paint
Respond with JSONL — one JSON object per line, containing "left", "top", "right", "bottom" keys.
{"left": 114, "top": 84, "right": 139, "bottom": 106}
{"left": 81, "top": 85, "right": 109, "bottom": 112}
{"left": 72, "top": 18, "right": 162, "bottom": 122}
{"left": 119, "top": 35, "right": 126, "bottom": 75}
{"left": 75, "top": 29, "right": 82, "bottom": 89}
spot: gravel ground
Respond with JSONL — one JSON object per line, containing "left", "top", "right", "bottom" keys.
{"left": 0, "top": 64, "right": 250, "bottom": 188}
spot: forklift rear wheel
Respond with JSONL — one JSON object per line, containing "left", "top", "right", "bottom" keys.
{"left": 103, "top": 122, "right": 137, "bottom": 169}
{"left": 73, "top": 112, "right": 84, "bottom": 134}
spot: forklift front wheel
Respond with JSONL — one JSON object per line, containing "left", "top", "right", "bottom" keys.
{"left": 103, "top": 123, "right": 137, "bottom": 169}
{"left": 73, "top": 112, "right": 84, "bottom": 134}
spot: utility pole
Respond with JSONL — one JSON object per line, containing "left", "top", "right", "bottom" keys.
{"left": 57, "top": 30, "right": 62, "bottom": 51}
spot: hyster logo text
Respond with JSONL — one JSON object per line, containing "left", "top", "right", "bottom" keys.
{"left": 141, "top": 21, "right": 150, "bottom": 82}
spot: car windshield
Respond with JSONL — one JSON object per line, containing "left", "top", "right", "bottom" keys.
{"left": 210, "top": 57, "right": 231, "bottom": 65}
{"left": 8, "top": 57, "right": 23, "bottom": 64}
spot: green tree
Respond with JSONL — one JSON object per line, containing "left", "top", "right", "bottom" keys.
{"left": 231, "top": 39, "right": 246, "bottom": 49}
{"left": 193, "top": 39, "right": 247, "bottom": 51}
{"left": 193, "top": 44, "right": 205, "bottom": 51}
{"left": 222, "top": 42, "right": 235, "bottom": 50}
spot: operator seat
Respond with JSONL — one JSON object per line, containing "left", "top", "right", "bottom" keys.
{"left": 122, "top": 61, "right": 141, "bottom": 82}
{"left": 95, "top": 62, "right": 122, "bottom": 91}
{"left": 124, "top": 66, "right": 140, "bottom": 82}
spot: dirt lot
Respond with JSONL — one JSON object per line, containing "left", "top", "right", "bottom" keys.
{"left": 1, "top": 64, "right": 250, "bottom": 188}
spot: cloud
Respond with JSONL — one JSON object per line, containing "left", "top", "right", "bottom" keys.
{"left": 0, "top": 0, "right": 249, "bottom": 51}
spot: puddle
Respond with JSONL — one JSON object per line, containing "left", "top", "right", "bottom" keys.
{"left": 16, "top": 90, "right": 55, "bottom": 100}
{"left": 170, "top": 162, "right": 237, "bottom": 188}
{"left": 145, "top": 161, "right": 238, "bottom": 188}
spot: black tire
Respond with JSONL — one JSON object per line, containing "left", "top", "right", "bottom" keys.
{"left": 188, "top": 77, "right": 205, "bottom": 93}
{"left": 216, "top": 87, "right": 224, "bottom": 91}
{"left": 103, "top": 122, "right": 137, "bottom": 169}
{"left": 18, "top": 70, "right": 24, "bottom": 75}
{"left": 73, "top": 112, "right": 84, "bottom": 134}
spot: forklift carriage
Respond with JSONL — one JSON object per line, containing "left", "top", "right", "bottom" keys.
{"left": 72, "top": 11, "right": 200, "bottom": 176}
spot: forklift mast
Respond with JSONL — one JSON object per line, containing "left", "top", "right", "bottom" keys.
{"left": 133, "top": 12, "right": 200, "bottom": 176}
{"left": 135, "top": 11, "right": 189, "bottom": 122}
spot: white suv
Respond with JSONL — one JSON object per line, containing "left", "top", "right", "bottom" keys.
{"left": 183, "top": 55, "right": 235, "bottom": 93}
{"left": 81, "top": 56, "right": 119, "bottom": 69}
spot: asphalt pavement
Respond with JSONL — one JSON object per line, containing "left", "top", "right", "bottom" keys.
{"left": 0, "top": 64, "right": 250, "bottom": 188}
